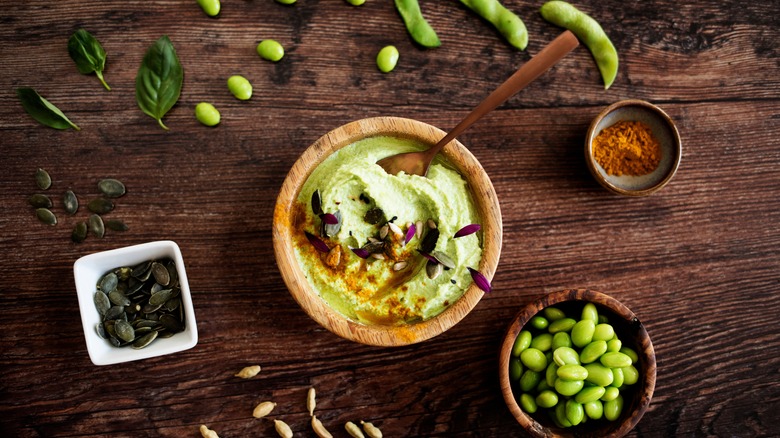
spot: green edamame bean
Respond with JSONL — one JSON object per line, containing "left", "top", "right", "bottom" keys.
{"left": 536, "top": 379, "right": 551, "bottom": 392}
{"left": 607, "top": 338, "right": 622, "bottom": 352}
{"left": 557, "top": 364, "right": 588, "bottom": 381}
{"left": 536, "top": 389, "right": 558, "bottom": 408}
{"left": 554, "top": 377, "right": 584, "bottom": 396}
{"left": 555, "top": 401, "right": 572, "bottom": 427}
{"left": 530, "top": 333, "right": 553, "bottom": 352}
{"left": 580, "top": 340, "right": 607, "bottom": 364}
{"left": 593, "top": 323, "right": 615, "bottom": 341}
{"left": 553, "top": 347, "right": 579, "bottom": 366}
{"left": 548, "top": 317, "right": 577, "bottom": 333}
{"left": 543, "top": 307, "right": 565, "bottom": 321}
{"left": 512, "top": 330, "right": 532, "bottom": 357}
{"left": 520, "top": 348, "right": 547, "bottom": 372}
{"left": 257, "top": 40, "right": 284, "bottom": 62}
{"left": 376, "top": 45, "right": 399, "bottom": 73}
{"left": 611, "top": 367, "right": 624, "bottom": 388}
{"left": 571, "top": 319, "right": 595, "bottom": 348}
{"left": 509, "top": 358, "right": 523, "bottom": 381}
{"left": 622, "top": 365, "right": 639, "bottom": 385}
{"left": 600, "top": 351, "right": 632, "bottom": 368}
{"left": 604, "top": 394, "right": 624, "bottom": 421}
{"left": 600, "top": 386, "right": 619, "bottom": 402}
{"left": 598, "top": 314, "right": 609, "bottom": 324}
{"left": 584, "top": 400, "right": 604, "bottom": 419}
{"left": 581, "top": 302, "right": 598, "bottom": 322}
{"left": 197, "top": 0, "right": 221, "bottom": 16}
{"left": 539, "top": 1, "right": 619, "bottom": 89}
{"left": 195, "top": 102, "right": 220, "bottom": 127}
{"left": 519, "top": 369, "right": 541, "bottom": 392}
{"left": 394, "top": 0, "right": 441, "bottom": 48}
{"left": 345, "top": 0, "right": 366, "bottom": 5}
{"left": 227, "top": 75, "right": 253, "bottom": 100}
{"left": 275, "top": 0, "right": 297, "bottom": 4}
{"left": 574, "top": 385, "right": 605, "bottom": 404}
{"left": 530, "top": 315, "right": 549, "bottom": 330}
{"left": 545, "top": 362, "right": 559, "bottom": 387}
{"left": 519, "top": 393, "right": 537, "bottom": 413}
{"left": 620, "top": 347, "right": 639, "bottom": 364}
{"left": 552, "top": 332, "right": 572, "bottom": 350}
{"left": 459, "top": 0, "right": 528, "bottom": 50}
{"left": 583, "top": 363, "right": 613, "bottom": 387}
{"left": 565, "top": 400, "right": 585, "bottom": 426}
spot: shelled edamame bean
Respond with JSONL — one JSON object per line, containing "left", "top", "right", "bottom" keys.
{"left": 376, "top": 46, "right": 399, "bottom": 73}
{"left": 227, "top": 75, "right": 253, "bottom": 100}
{"left": 195, "top": 102, "right": 220, "bottom": 127}
{"left": 257, "top": 40, "right": 285, "bottom": 62}
{"left": 197, "top": 0, "right": 221, "bottom": 17}
{"left": 510, "top": 303, "right": 639, "bottom": 428}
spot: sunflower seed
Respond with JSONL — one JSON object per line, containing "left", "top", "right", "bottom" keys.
{"left": 35, "top": 208, "right": 57, "bottom": 225}
{"left": 63, "top": 190, "right": 78, "bottom": 215}
{"left": 426, "top": 260, "right": 443, "bottom": 280}
{"left": 28, "top": 194, "right": 53, "bottom": 208}
{"left": 370, "top": 253, "right": 385, "bottom": 260}
{"left": 253, "top": 401, "right": 277, "bottom": 419}
{"left": 274, "top": 419, "right": 293, "bottom": 438}
{"left": 199, "top": 424, "right": 219, "bottom": 438}
{"left": 105, "top": 219, "right": 128, "bottom": 231}
{"left": 132, "top": 330, "right": 158, "bottom": 349}
{"left": 234, "top": 365, "right": 262, "bottom": 378}
{"left": 312, "top": 416, "right": 333, "bottom": 438}
{"left": 35, "top": 168, "right": 51, "bottom": 190}
{"left": 387, "top": 222, "right": 403, "bottom": 237}
{"left": 97, "top": 178, "right": 126, "bottom": 198}
{"left": 345, "top": 422, "right": 365, "bottom": 438}
{"left": 307, "top": 387, "right": 316, "bottom": 416}
{"left": 361, "top": 421, "right": 383, "bottom": 438}
{"left": 427, "top": 219, "right": 437, "bottom": 229}
{"left": 87, "top": 198, "right": 114, "bottom": 214}
{"left": 88, "top": 214, "right": 104, "bottom": 238}
{"left": 415, "top": 221, "right": 424, "bottom": 238}
{"left": 393, "top": 261, "right": 408, "bottom": 271}
{"left": 379, "top": 225, "right": 389, "bottom": 240}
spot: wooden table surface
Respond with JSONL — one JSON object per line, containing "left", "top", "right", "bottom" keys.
{"left": 1, "top": 1, "right": 779, "bottom": 437}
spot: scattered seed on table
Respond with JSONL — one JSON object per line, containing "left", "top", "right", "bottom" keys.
{"left": 234, "top": 365, "right": 261, "bottom": 378}
{"left": 28, "top": 194, "right": 52, "bottom": 208}
{"left": 88, "top": 214, "right": 104, "bottom": 237}
{"left": 35, "top": 168, "right": 51, "bottom": 190}
{"left": 252, "top": 401, "right": 276, "bottom": 418}
{"left": 345, "top": 421, "right": 365, "bottom": 438}
{"left": 307, "top": 387, "right": 316, "bottom": 416}
{"left": 98, "top": 178, "right": 126, "bottom": 198}
{"left": 35, "top": 208, "right": 57, "bottom": 225}
{"left": 274, "top": 419, "right": 293, "bottom": 438}
{"left": 199, "top": 424, "right": 219, "bottom": 438}
{"left": 361, "top": 421, "right": 383, "bottom": 438}
{"left": 63, "top": 190, "right": 79, "bottom": 214}
{"left": 312, "top": 416, "right": 333, "bottom": 438}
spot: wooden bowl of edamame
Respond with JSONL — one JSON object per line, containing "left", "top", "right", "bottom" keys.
{"left": 499, "top": 289, "right": 656, "bottom": 437}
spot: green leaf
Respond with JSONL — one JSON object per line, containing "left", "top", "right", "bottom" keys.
{"left": 135, "top": 35, "right": 183, "bottom": 130}
{"left": 16, "top": 88, "right": 80, "bottom": 130}
{"left": 68, "top": 28, "right": 110, "bottom": 90}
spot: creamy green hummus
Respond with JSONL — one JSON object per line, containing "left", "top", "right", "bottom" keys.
{"left": 293, "top": 136, "right": 482, "bottom": 325}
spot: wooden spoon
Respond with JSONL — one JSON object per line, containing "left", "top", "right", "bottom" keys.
{"left": 377, "top": 30, "right": 580, "bottom": 176}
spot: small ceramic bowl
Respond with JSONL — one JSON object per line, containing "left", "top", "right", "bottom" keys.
{"left": 585, "top": 99, "right": 681, "bottom": 196}
{"left": 73, "top": 241, "right": 198, "bottom": 366}
{"left": 273, "top": 116, "right": 502, "bottom": 346}
{"left": 499, "top": 289, "right": 656, "bottom": 438}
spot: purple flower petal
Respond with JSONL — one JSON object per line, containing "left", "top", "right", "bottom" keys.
{"left": 418, "top": 251, "right": 439, "bottom": 264}
{"left": 455, "top": 224, "right": 481, "bottom": 238}
{"left": 320, "top": 213, "right": 339, "bottom": 225}
{"left": 350, "top": 247, "right": 370, "bottom": 259}
{"left": 468, "top": 267, "right": 492, "bottom": 293}
{"left": 404, "top": 223, "right": 416, "bottom": 245}
{"left": 305, "top": 231, "right": 330, "bottom": 253}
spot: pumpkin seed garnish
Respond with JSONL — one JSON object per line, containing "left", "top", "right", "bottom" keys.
{"left": 151, "top": 262, "right": 170, "bottom": 286}
{"left": 419, "top": 228, "right": 439, "bottom": 253}
{"left": 63, "top": 190, "right": 79, "bottom": 214}
{"left": 132, "top": 330, "right": 158, "bottom": 349}
{"left": 321, "top": 210, "right": 342, "bottom": 237}
{"left": 312, "top": 189, "right": 323, "bottom": 215}
{"left": 35, "top": 208, "right": 57, "bottom": 225}
{"left": 432, "top": 251, "right": 456, "bottom": 270}
{"left": 88, "top": 214, "right": 104, "bottom": 237}
{"left": 28, "top": 194, "right": 53, "bottom": 208}
{"left": 94, "top": 290, "right": 111, "bottom": 316}
{"left": 35, "top": 168, "right": 52, "bottom": 190}
{"left": 97, "top": 178, "right": 126, "bottom": 198}
{"left": 87, "top": 197, "right": 114, "bottom": 214}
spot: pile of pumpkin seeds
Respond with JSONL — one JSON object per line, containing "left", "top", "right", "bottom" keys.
{"left": 27, "top": 167, "right": 129, "bottom": 243}
{"left": 94, "top": 257, "right": 186, "bottom": 349}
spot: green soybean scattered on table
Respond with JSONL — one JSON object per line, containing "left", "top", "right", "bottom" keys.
{"left": 510, "top": 302, "right": 639, "bottom": 428}
{"left": 257, "top": 40, "right": 285, "bottom": 62}
{"left": 195, "top": 102, "right": 220, "bottom": 127}
{"left": 197, "top": 0, "right": 221, "bottom": 17}
{"left": 227, "top": 75, "right": 253, "bottom": 100}
{"left": 376, "top": 45, "right": 400, "bottom": 73}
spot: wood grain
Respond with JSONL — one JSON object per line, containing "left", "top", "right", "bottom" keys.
{"left": 1, "top": 1, "right": 779, "bottom": 437}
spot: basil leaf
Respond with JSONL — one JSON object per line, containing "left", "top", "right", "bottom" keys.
{"left": 135, "top": 35, "right": 183, "bottom": 130}
{"left": 16, "top": 88, "right": 80, "bottom": 130}
{"left": 68, "top": 28, "right": 110, "bottom": 90}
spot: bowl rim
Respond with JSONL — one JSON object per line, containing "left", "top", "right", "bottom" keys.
{"left": 499, "top": 289, "right": 656, "bottom": 438}
{"left": 585, "top": 99, "right": 682, "bottom": 196}
{"left": 272, "top": 116, "right": 502, "bottom": 346}
{"left": 73, "top": 240, "right": 198, "bottom": 365}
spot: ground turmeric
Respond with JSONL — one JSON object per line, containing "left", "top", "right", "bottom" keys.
{"left": 593, "top": 120, "right": 661, "bottom": 176}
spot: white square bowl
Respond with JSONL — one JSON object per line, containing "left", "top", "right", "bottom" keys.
{"left": 74, "top": 240, "right": 198, "bottom": 366}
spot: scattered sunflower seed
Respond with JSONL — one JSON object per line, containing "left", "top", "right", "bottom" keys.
{"left": 235, "top": 365, "right": 261, "bottom": 378}
{"left": 307, "top": 387, "right": 316, "bottom": 416}
{"left": 252, "top": 401, "right": 276, "bottom": 419}
{"left": 35, "top": 168, "right": 51, "bottom": 190}
{"left": 105, "top": 219, "right": 129, "bottom": 231}
{"left": 274, "top": 419, "right": 294, "bottom": 438}
{"left": 28, "top": 194, "right": 53, "bottom": 208}
{"left": 387, "top": 222, "right": 403, "bottom": 237}
{"left": 427, "top": 219, "right": 437, "bottom": 229}
{"left": 370, "top": 253, "right": 386, "bottom": 260}
{"left": 393, "top": 261, "right": 408, "bottom": 271}
{"left": 379, "top": 225, "right": 389, "bottom": 240}
{"left": 63, "top": 190, "right": 78, "bottom": 214}
{"left": 415, "top": 220, "right": 423, "bottom": 238}
{"left": 312, "top": 416, "right": 333, "bottom": 438}
{"left": 199, "top": 424, "right": 220, "bottom": 438}
{"left": 361, "top": 421, "right": 383, "bottom": 438}
{"left": 345, "top": 421, "right": 365, "bottom": 438}
{"left": 87, "top": 198, "right": 114, "bottom": 214}
{"left": 88, "top": 214, "right": 104, "bottom": 237}
{"left": 97, "top": 178, "right": 126, "bottom": 198}
{"left": 35, "top": 208, "right": 57, "bottom": 225}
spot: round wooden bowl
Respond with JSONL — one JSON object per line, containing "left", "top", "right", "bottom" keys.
{"left": 499, "top": 289, "right": 656, "bottom": 437}
{"left": 272, "top": 117, "right": 502, "bottom": 346}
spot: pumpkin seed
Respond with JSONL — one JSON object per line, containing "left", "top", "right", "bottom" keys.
{"left": 97, "top": 178, "right": 126, "bottom": 198}
{"left": 345, "top": 422, "right": 365, "bottom": 438}
{"left": 361, "top": 421, "right": 382, "bottom": 438}
{"left": 432, "top": 251, "right": 456, "bottom": 269}
{"left": 35, "top": 208, "right": 57, "bottom": 225}
{"left": 104, "top": 219, "right": 128, "bottom": 231}
{"left": 28, "top": 194, "right": 53, "bottom": 208}
{"left": 252, "top": 401, "right": 276, "bottom": 418}
{"left": 131, "top": 261, "right": 151, "bottom": 278}
{"left": 312, "top": 416, "right": 333, "bottom": 438}
{"left": 88, "top": 214, "right": 104, "bottom": 238}
{"left": 99, "top": 272, "right": 119, "bottom": 293}
{"left": 149, "top": 289, "right": 173, "bottom": 306}
{"left": 108, "top": 289, "right": 131, "bottom": 307}
{"left": 95, "top": 323, "right": 107, "bottom": 339}
{"left": 274, "top": 419, "right": 293, "bottom": 438}
{"left": 322, "top": 210, "right": 342, "bottom": 237}
{"left": 164, "top": 297, "right": 181, "bottom": 312}
{"left": 307, "top": 387, "right": 316, "bottom": 416}
{"left": 35, "top": 168, "right": 51, "bottom": 190}
{"left": 87, "top": 198, "right": 114, "bottom": 214}
{"left": 104, "top": 305, "right": 125, "bottom": 321}
{"left": 114, "top": 319, "right": 135, "bottom": 342}
{"left": 63, "top": 190, "right": 78, "bottom": 214}
{"left": 235, "top": 365, "right": 261, "bottom": 378}
{"left": 132, "top": 330, "right": 158, "bottom": 349}
{"left": 159, "top": 314, "right": 183, "bottom": 332}
{"left": 426, "top": 260, "right": 443, "bottom": 280}
{"left": 311, "top": 189, "right": 323, "bottom": 215}
{"left": 94, "top": 291, "right": 110, "bottom": 316}
{"left": 151, "top": 262, "right": 170, "bottom": 286}
{"left": 199, "top": 424, "right": 219, "bottom": 438}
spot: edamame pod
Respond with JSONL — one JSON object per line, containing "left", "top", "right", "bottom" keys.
{"left": 395, "top": 0, "right": 441, "bottom": 48}
{"left": 540, "top": 1, "right": 618, "bottom": 89}
{"left": 459, "top": 0, "right": 528, "bottom": 50}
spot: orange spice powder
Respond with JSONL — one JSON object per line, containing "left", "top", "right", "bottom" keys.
{"left": 593, "top": 120, "right": 661, "bottom": 176}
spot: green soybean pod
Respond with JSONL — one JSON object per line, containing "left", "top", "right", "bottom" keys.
{"left": 530, "top": 315, "right": 549, "bottom": 330}
{"left": 555, "top": 401, "right": 573, "bottom": 427}
{"left": 376, "top": 45, "right": 400, "bottom": 73}
{"left": 580, "top": 340, "right": 607, "bottom": 364}
{"left": 584, "top": 363, "right": 613, "bottom": 387}
{"left": 195, "top": 102, "right": 220, "bottom": 127}
{"left": 553, "top": 347, "right": 579, "bottom": 366}
{"left": 622, "top": 365, "right": 639, "bottom": 385}
{"left": 519, "top": 393, "right": 537, "bottom": 414}
{"left": 584, "top": 399, "right": 604, "bottom": 419}
{"left": 551, "top": 332, "right": 572, "bottom": 350}
{"left": 395, "top": 0, "right": 441, "bottom": 48}
{"left": 227, "top": 75, "right": 253, "bottom": 100}
{"left": 543, "top": 307, "right": 565, "bottom": 321}
{"left": 509, "top": 358, "right": 523, "bottom": 381}
{"left": 519, "top": 369, "right": 542, "bottom": 392}
{"left": 536, "top": 389, "right": 558, "bottom": 408}
{"left": 459, "top": 0, "right": 528, "bottom": 50}
{"left": 620, "top": 347, "right": 639, "bottom": 364}
{"left": 197, "top": 0, "right": 221, "bottom": 16}
{"left": 565, "top": 399, "right": 585, "bottom": 426}
{"left": 257, "top": 39, "right": 285, "bottom": 62}
{"left": 607, "top": 338, "right": 622, "bottom": 352}
{"left": 593, "top": 323, "right": 615, "bottom": 341}
{"left": 548, "top": 317, "right": 576, "bottom": 333}
{"left": 531, "top": 333, "right": 553, "bottom": 352}
{"left": 604, "top": 394, "right": 624, "bottom": 421}
{"left": 557, "top": 364, "right": 588, "bottom": 381}
{"left": 512, "top": 330, "right": 532, "bottom": 357}
{"left": 520, "top": 348, "right": 547, "bottom": 372}
{"left": 554, "top": 378, "right": 584, "bottom": 396}
{"left": 574, "top": 385, "right": 605, "bottom": 404}
{"left": 539, "top": 0, "right": 618, "bottom": 89}
{"left": 600, "top": 386, "right": 619, "bottom": 402}
{"left": 545, "top": 362, "right": 559, "bottom": 387}
{"left": 611, "top": 367, "right": 625, "bottom": 388}
{"left": 571, "top": 319, "right": 595, "bottom": 348}
{"left": 600, "top": 351, "right": 632, "bottom": 368}
{"left": 581, "top": 302, "right": 598, "bottom": 322}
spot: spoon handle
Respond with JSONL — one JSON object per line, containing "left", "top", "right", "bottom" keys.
{"left": 429, "top": 30, "right": 580, "bottom": 155}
